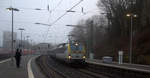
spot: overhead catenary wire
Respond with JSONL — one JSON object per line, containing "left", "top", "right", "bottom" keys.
{"left": 52, "top": 0, "right": 64, "bottom": 11}
{"left": 43, "top": 0, "right": 84, "bottom": 43}
{"left": 42, "top": 0, "right": 53, "bottom": 43}
{"left": 51, "top": 0, "right": 83, "bottom": 25}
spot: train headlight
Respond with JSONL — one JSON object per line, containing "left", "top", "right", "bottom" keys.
{"left": 68, "top": 56, "right": 72, "bottom": 59}
{"left": 75, "top": 43, "right": 79, "bottom": 46}
{"left": 83, "top": 56, "right": 86, "bottom": 59}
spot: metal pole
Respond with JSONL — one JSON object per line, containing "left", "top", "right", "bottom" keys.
{"left": 24, "top": 37, "right": 26, "bottom": 48}
{"left": 18, "top": 28, "right": 24, "bottom": 49}
{"left": 21, "top": 30, "right": 23, "bottom": 48}
{"left": 11, "top": 8, "right": 14, "bottom": 63}
{"left": 26, "top": 36, "right": 29, "bottom": 51}
{"left": 89, "top": 21, "right": 94, "bottom": 59}
{"left": 129, "top": 16, "right": 133, "bottom": 64}
{"left": 30, "top": 40, "right": 32, "bottom": 50}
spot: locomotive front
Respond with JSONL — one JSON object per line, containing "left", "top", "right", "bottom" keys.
{"left": 67, "top": 41, "right": 86, "bottom": 63}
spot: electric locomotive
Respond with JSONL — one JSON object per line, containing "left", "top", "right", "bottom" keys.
{"left": 50, "top": 41, "right": 86, "bottom": 64}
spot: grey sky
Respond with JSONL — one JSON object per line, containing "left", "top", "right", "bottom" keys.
{"left": 0, "top": 0, "right": 100, "bottom": 46}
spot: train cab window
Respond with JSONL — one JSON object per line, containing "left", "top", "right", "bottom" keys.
{"left": 70, "top": 44, "right": 83, "bottom": 51}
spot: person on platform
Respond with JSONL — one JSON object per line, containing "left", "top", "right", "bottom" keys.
{"left": 15, "top": 48, "right": 22, "bottom": 68}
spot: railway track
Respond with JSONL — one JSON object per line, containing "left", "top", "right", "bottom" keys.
{"left": 36, "top": 55, "right": 150, "bottom": 78}
{"left": 85, "top": 62, "right": 150, "bottom": 78}
{"left": 0, "top": 54, "right": 10, "bottom": 61}
{"left": 77, "top": 68, "right": 109, "bottom": 78}
{"left": 36, "top": 55, "right": 67, "bottom": 78}
{"left": 36, "top": 55, "right": 109, "bottom": 78}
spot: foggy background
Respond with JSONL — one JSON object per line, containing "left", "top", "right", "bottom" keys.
{"left": 0, "top": 0, "right": 100, "bottom": 46}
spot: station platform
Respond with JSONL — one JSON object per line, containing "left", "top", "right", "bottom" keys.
{"left": 0, "top": 55, "right": 46, "bottom": 78}
{"left": 86, "top": 59, "right": 150, "bottom": 73}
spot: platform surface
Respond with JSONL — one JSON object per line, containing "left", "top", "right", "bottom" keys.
{"left": 0, "top": 55, "right": 46, "bottom": 78}
{"left": 86, "top": 59, "right": 150, "bottom": 73}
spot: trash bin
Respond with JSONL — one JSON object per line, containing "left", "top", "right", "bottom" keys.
{"left": 102, "top": 56, "right": 113, "bottom": 63}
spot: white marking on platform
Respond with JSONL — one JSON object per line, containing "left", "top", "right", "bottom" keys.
{"left": 27, "top": 57, "right": 35, "bottom": 78}
{"left": 0, "top": 58, "right": 11, "bottom": 64}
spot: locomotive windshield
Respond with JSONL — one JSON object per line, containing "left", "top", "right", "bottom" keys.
{"left": 70, "top": 43, "right": 83, "bottom": 51}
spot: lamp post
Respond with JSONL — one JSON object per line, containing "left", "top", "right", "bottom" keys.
{"left": 126, "top": 13, "right": 137, "bottom": 64}
{"left": 18, "top": 28, "right": 25, "bottom": 49}
{"left": 6, "top": 7, "right": 19, "bottom": 63}
{"left": 26, "top": 36, "right": 30, "bottom": 50}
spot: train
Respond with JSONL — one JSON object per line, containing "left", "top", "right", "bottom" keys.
{"left": 49, "top": 41, "right": 86, "bottom": 64}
